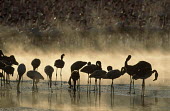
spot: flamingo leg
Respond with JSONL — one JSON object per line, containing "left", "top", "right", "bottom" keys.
{"left": 99, "top": 79, "right": 101, "bottom": 93}
{"left": 142, "top": 79, "right": 145, "bottom": 96}
{"left": 74, "top": 80, "right": 76, "bottom": 91}
{"left": 94, "top": 79, "right": 97, "bottom": 91}
{"left": 1, "top": 77, "right": 2, "bottom": 86}
{"left": 111, "top": 79, "right": 114, "bottom": 93}
{"left": 87, "top": 73, "right": 89, "bottom": 91}
{"left": 55, "top": 68, "right": 58, "bottom": 86}
{"left": 16, "top": 75, "right": 19, "bottom": 80}
{"left": 47, "top": 75, "right": 49, "bottom": 88}
{"left": 129, "top": 75, "right": 132, "bottom": 94}
{"left": 21, "top": 76, "right": 23, "bottom": 83}
{"left": 17, "top": 76, "right": 22, "bottom": 93}
{"left": 2, "top": 70, "right": 5, "bottom": 87}
{"left": 90, "top": 77, "right": 91, "bottom": 91}
{"left": 32, "top": 79, "right": 35, "bottom": 91}
{"left": 132, "top": 79, "right": 135, "bottom": 94}
{"left": 60, "top": 68, "right": 62, "bottom": 86}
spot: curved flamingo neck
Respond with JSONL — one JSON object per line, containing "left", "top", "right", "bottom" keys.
{"left": 61, "top": 55, "right": 64, "bottom": 60}
{"left": 125, "top": 58, "right": 129, "bottom": 68}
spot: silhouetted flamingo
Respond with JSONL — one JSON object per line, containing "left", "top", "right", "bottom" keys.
{"left": 31, "top": 58, "right": 41, "bottom": 71}
{"left": 70, "top": 70, "right": 80, "bottom": 91}
{"left": 17, "top": 64, "right": 26, "bottom": 93}
{"left": 123, "top": 55, "right": 145, "bottom": 93}
{"left": 4, "top": 66, "right": 15, "bottom": 85}
{"left": 0, "top": 55, "right": 18, "bottom": 86}
{"left": 54, "top": 54, "right": 65, "bottom": 86}
{"left": 27, "top": 70, "right": 44, "bottom": 91}
{"left": 123, "top": 55, "right": 158, "bottom": 94}
{"left": 44, "top": 65, "right": 54, "bottom": 88}
{"left": 90, "top": 69, "right": 106, "bottom": 92}
{"left": 80, "top": 62, "right": 96, "bottom": 85}
{"left": 104, "top": 66, "right": 126, "bottom": 93}
{"left": 68, "top": 61, "right": 87, "bottom": 88}
{"left": 89, "top": 61, "right": 102, "bottom": 90}
{"left": 71, "top": 61, "right": 87, "bottom": 72}
{"left": 132, "top": 66, "right": 158, "bottom": 96}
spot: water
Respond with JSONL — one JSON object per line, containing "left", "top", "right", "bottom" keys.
{"left": 0, "top": 80, "right": 170, "bottom": 111}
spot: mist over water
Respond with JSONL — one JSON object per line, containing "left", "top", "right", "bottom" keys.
{"left": 0, "top": 24, "right": 170, "bottom": 86}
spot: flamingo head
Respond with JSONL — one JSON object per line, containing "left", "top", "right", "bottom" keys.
{"left": 61, "top": 54, "right": 65, "bottom": 60}
{"left": 121, "top": 67, "right": 126, "bottom": 75}
{"left": 107, "top": 66, "right": 112, "bottom": 71}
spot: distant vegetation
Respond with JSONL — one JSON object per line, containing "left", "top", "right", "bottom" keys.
{"left": 0, "top": 0, "right": 169, "bottom": 52}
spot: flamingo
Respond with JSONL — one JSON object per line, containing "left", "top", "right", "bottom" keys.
{"left": 71, "top": 61, "right": 87, "bottom": 72}
{"left": 31, "top": 58, "right": 41, "bottom": 71}
{"left": 80, "top": 61, "right": 102, "bottom": 87}
{"left": 104, "top": 66, "right": 126, "bottom": 93}
{"left": 123, "top": 55, "right": 158, "bottom": 94}
{"left": 27, "top": 70, "right": 44, "bottom": 91}
{"left": 54, "top": 54, "right": 65, "bottom": 86}
{"left": 68, "top": 61, "right": 87, "bottom": 88}
{"left": 44, "top": 65, "right": 54, "bottom": 88}
{"left": 3, "top": 66, "right": 15, "bottom": 85}
{"left": 89, "top": 61, "right": 102, "bottom": 90}
{"left": 70, "top": 70, "right": 80, "bottom": 91}
{"left": 17, "top": 64, "right": 26, "bottom": 93}
{"left": 80, "top": 62, "right": 96, "bottom": 85}
{"left": 90, "top": 69, "right": 106, "bottom": 92}
{"left": 132, "top": 65, "right": 158, "bottom": 96}
{"left": 0, "top": 55, "right": 18, "bottom": 85}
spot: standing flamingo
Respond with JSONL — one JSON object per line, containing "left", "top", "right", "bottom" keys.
{"left": 70, "top": 70, "right": 80, "bottom": 91}
{"left": 68, "top": 61, "right": 87, "bottom": 88}
{"left": 17, "top": 64, "right": 26, "bottom": 93}
{"left": 80, "top": 62, "right": 97, "bottom": 85}
{"left": 90, "top": 69, "right": 106, "bottom": 92}
{"left": 123, "top": 55, "right": 158, "bottom": 94}
{"left": 71, "top": 61, "right": 87, "bottom": 72}
{"left": 132, "top": 65, "right": 158, "bottom": 96}
{"left": 0, "top": 55, "right": 18, "bottom": 85}
{"left": 44, "top": 65, "right": 54, "bottom": 88}
{"left": 4, "top": 66, "right": 15, "bottom": 85}
{"left": 31, "top": 58, "right": 41, "bottom": 71}
{"left": 104, "top": 66, "right": 126, "bottom": 93}
{"left": 54, "top": 54, "right": 65, "bottom": 86}
{"left": 27, "top": 70, "right": 44, "bottom": 91}
{"left": 90, "top": 61, "right": 102, "bottom": 90}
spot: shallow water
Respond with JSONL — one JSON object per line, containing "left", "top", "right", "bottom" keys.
{"left": 0, "top": 81, "right": 170, "bottom": 111}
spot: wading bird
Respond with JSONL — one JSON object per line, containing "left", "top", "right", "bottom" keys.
{"left": 17, "top": 64, "right": 26, "bottom": 93}
{"left": 90, "top": 69, "right": 106, "bottom": 92}
{"left": 27, "top": 70, "right": 44, "bottom": 91}
{"left": 80, "top": 62, "right": 97, "bottom": 85}
{"left": 123, "top": 55, "right": 158, "bottom": 94}
{"left": 44, "top": 65, "right": 54, "bottom": 88}
{"left": 31, "top": 58, "right": 41, "bottom": 71}
{"left": 89, "top": 61, "right": 102, "bottom": 90}
{"left": 54, "top": 54, "right": 65, "bottom": 86}
{"left": 132, "top": 65, "right": 158, "bottom": 96}
{"left": 104, "top": 66, "right": 126, "bottom": 93}
{"left": 68, "top": 61, "right": 87, "bottom": 88}
{"left": 70, "top": 70, "right": 80, "bottom": 91}
{"left": 71, "top": 61, "right": 87, "bottom": 72}
{"left": 4, "top": 66, "right": 15, "bottom": 85}
{"left": 0, "top": 55, "right": 18, "bottom": 85}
